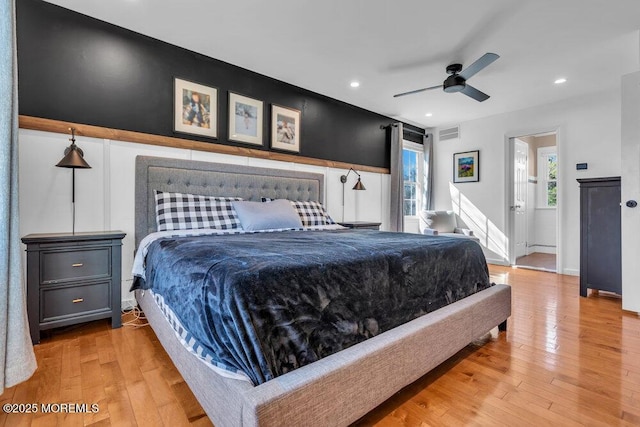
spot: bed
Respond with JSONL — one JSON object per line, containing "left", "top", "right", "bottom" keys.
{"left": 133, "top": 155, "right": 511, "bottom": 426}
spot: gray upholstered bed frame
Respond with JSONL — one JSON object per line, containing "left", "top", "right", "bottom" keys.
{"left": 134, "top": 155, "right": 511, "bottom": 427}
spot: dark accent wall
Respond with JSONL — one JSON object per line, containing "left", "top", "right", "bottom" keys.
{"left": 16, "top": 0, "right": 424, "bottom": 169}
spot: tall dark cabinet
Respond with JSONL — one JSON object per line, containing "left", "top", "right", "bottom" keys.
{"left": 577, "top": 177, "right": 621, "bottom": 297}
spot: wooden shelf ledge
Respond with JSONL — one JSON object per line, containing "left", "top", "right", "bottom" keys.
{"left": 18, "top": 115, "right": 390, "bottom": 175}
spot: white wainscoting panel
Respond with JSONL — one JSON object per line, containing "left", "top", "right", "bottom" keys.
{"left": 18, "top": 129, "right": 390, "bottom": 309}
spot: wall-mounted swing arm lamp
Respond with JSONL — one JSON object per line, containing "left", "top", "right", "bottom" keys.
{"left": 56, "top": 128, "right": 91, "bottom": 234}
{"left": 340, "top": 168, "right": 366, "bottom": 191}
{"left": 340, "top": 168, "right": 366, "bottom": 221}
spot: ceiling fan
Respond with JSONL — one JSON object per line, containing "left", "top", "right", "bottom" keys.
{"left": 393, "top": 53, "right": 500, "bottom": 102}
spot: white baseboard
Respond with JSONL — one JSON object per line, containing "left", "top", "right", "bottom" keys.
{"left": 527, "top": 245, "right": 556, "bottom": 254}
{"left": 486, "top": 257, "right": 509, "bottom": 266}
{"left": 562, "top": 268, "right": 579, "bottom": 277}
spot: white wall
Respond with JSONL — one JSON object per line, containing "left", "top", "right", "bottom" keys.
{"left": 18, "top": 129, "right": 390, "bottom": 308}
{"left": 433, "top": 88, "right": 622, "bottom": 274}
{"left": 530, "top": 209, "right": 557, "bottom": 254}
{"left": 621, "top": 71, "right": 640, "bottom": 313}
{"left": 528, "top": 136, "right": 558, "bottom": 255}
{"left": 527, "top": 179, "right": 556, "bottom": 255}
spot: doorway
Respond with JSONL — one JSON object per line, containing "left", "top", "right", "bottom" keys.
{"left": 509, "top": 132, "right": 558, "bottom": 272}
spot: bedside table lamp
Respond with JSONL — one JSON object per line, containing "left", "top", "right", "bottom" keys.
{"left": 56, "top": 128, "right": 91, "bottom": 234}
{"left": 340, "top": 168, "right": 366, "bottom": 221}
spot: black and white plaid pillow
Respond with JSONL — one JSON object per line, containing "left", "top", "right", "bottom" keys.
{"left": 291, "top": 201, "right": 335, "bottom": 226}
{"left": 155, "top": 190, "right": 242, "bottom": 231}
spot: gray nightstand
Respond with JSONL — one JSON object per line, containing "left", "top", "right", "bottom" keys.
{"left": 338, "top": 221, "right": 382, "bottom": 230}
{"left": 21, "top": 231, "right": 126, "bottom": 344}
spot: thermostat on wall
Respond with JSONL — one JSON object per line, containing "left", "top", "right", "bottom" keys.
{"left": 576, "top": 163, "right": 588, "bottom": 170}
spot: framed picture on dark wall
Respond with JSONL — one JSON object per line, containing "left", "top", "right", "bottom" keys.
{"left": 453, "top": 150, "right": 479, "bottom": 183}
{"left": 174, "top": 78, "right": 217, "bottom": 138}
{"left": 228, "top": 92, "right": 263, "bottom": 146}
{"left": 271, "top": 104, "right": 300, "bottom": 153}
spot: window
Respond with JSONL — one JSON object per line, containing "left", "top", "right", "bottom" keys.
{"left": 537, "top": 146, "right": 557, "bottom": 208}
{"left": 403, "top": 141, "right": 424, "bottom": 216}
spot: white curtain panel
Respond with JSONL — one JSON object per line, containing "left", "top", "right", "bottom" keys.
{"left": 390, "top": 123, "right": 404, "bottom": 232}
{"left": 423, "top": 133, "right": 434, "bottom": 211}
{"left": 0, "top": 0, "right": 37, "bottom": 394}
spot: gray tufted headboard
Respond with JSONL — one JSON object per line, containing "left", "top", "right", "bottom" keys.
{"left": 135, "top": 156, "right": 325, "bottom": 248}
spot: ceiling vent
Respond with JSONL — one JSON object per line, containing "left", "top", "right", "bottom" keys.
{"left": 439, "top": 126, "right": 460, "bottom": 141}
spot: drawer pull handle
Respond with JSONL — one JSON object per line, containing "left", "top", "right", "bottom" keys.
{"left": 72, "top": 263, "right": 84, "bottom": 267}
{"left": 72, "top": 298, "right": 84, "bottom": 303}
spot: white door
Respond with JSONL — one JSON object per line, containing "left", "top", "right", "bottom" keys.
{"left": 621, "top": 71, "right": 640, "bottom": 312}
{"left": 514, "top": 139, "right": 528, "bottom": 258}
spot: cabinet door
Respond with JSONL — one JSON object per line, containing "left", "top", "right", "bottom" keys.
{"left": 582, "top": 182, "right": 621, "bottom": 294}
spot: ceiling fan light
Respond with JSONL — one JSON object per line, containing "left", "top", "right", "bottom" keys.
{"left": 444, "top": 84, "right": 464, "bottom": 93}
{"left": 443, "top": 74, "right": 466, "bottom": 93}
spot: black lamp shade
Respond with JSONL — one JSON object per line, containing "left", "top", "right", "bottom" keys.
{"left": 352, "top": 177, "right": 366, "bottom": 190}
{"left": 56, "top": 145, "right": 91, "bottom": 169}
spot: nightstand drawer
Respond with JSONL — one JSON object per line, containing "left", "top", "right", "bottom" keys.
{"left": 41, "top": 282, "right": 110, "bottom": 323}
{"left": 41, "top": 248, "right": 110, "bottom": 284}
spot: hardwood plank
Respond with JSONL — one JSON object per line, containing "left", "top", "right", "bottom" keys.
{"left": 80, "top": 358, "right": 109, "bottom": 425}
{"left": 142, "top": 368, "right": 178, "bottom": 408}
{"left": 426, "top": 387, "right": 514, "bottom": 426}
{"left": 30, "top": 413, "right": 58, "bottom": 427}
{"left": 57, "top": 375, "right": 83, "bottom": 427}
{"left": 78, "top": 334, "right": 98, "bottom": 364}
{"left": 109, "top": 328, "right": 144, "bottom": 384}
{"left": 481, "top": 394, "right": 581, "bottom": 427}
{"left": 126, "top": 381, "right": 164, "bottom": 427}
{"left": 157, "top": 401, "right": 192, "bottom": 427}
{"left": 100, "top": 361, "right": 136, "bottom": 427}
{"left": 0, "top": 386, "right": 16, "bottom": 427}
{"left": 95, "top": 334, "right": 117, "bottom": 365}
{"left": 170, "top": 381, "right": 208, "bottom": 424}
{"left": 189, "top": 417, "right": 215, "bottom": 427}
{"left": 120, "top": 322, "right": 160, "bottom": 374}
{"left": 60, "top": 338, "right": 81, "bottom": 380}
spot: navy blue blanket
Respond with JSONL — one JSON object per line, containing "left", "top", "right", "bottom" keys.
{"left": 136, "top": 229, "right": 492, "bottom": 384}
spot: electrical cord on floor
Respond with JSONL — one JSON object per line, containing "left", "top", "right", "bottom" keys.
{"left": 121, "top": 305, "right": 149, "bottom": 328}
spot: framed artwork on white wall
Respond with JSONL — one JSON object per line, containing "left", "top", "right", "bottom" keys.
{"left": 453, "top": 150, "right": 479, "bottom": 183}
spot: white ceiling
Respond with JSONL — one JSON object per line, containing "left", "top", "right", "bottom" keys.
{"left": 44, "top": 0, "right": 640, "bottom": 129}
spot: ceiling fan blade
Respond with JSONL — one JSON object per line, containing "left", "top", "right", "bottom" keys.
{"left": 460, "top": 84, "right": 490, "bottom": 102}
{"left": 458, "top": 53, "right": 499, "bottom": 80}
{"left": 393, "top": 85, "right": 442, "bottom": 98}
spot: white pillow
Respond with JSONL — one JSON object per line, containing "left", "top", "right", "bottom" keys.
{"left": 421, "top": 210, "right": 457, "bottom": 233}
{"left": 232, "top": 199, "right": 303, "bottom": 231}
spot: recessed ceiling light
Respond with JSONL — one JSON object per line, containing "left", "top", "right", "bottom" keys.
{"left": 425, "top": 113, "right": 433, "bottom": 117}
{"left": 554, "top": 78, "right": 567, "bottom": 84}
{"left": 350, "top": 81, "right": 360, "bottom": 88}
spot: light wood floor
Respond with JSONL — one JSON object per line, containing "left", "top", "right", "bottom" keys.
{"left": 2, "top": 266, "right": 639, "bottom": 426}
{"left": 516, "top": 252, "right": 557, "bottom": 271}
